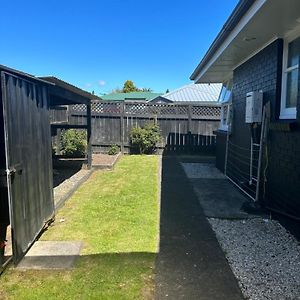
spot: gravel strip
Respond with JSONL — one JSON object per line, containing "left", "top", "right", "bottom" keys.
{"left": 208, "top": 218, "right": 300, "bottom": 300}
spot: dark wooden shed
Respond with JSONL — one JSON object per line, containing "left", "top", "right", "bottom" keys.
{"left": 0, "top": 65, "right": 54, "bottom": 266}
{"left": 40, "top": 76, "right": 98, "bottom": 169}
{"left": 0, "top": 66, "right": 95, "bottom": 267}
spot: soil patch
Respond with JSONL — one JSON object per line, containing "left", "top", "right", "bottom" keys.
{"left": 92, "top": 153, "right": 121, "bottom": 169}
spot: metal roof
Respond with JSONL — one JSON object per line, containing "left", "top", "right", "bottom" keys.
{"left": 161, "top": 83, "right": 222, "bottom": 103}
{"left": 101, "top": 91, "right": 162, "bottom": 102}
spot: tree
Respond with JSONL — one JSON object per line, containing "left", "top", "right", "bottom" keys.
{"left": 140, "top": 87, "right": 153, "bottom": 92}
{"left": 165, "top": 89, "right": 170, "bottom": 93}
{"left": 112, "top": 80, "right": 153, "bottom": 93}
{"left": 122, "top": 80, "right": 139, "bottom": 93}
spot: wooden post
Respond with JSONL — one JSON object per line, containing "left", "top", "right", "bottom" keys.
{"left": 56, "top": 129, "right": 61, "bottom": 155}
{"left": 87, "top": 101, "right": 92, "bottom": 169}
{"left": 188, "top": 104, "right": 192, "bottom": 133}
{"left": 120, "top": 102, "right": 125, "bottom": 153}
{"left": 187, "top": 105, "right": 192, "bottom": 153}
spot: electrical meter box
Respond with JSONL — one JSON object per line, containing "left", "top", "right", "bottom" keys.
{"left": 245, "top": 91, "right": 263, "bottom": 123}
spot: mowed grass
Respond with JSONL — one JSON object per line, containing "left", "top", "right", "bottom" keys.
{"left": 0, "top": 155, "right": 160, "bottom": 300}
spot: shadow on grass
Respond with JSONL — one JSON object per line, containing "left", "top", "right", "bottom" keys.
{"left": 1, "top": 252, "right": 156, "bottom": 300}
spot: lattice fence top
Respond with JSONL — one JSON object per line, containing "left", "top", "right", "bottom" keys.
{"left": 92, "top": 102, "right": 122, "bottom": 113}
{"left": 72, "top": 104, "right": 87, "bottom": 112}
{"left": 192, "top": 105, "right": 221, "bottom": 118}
{"left": 70, "top": 101, "right": 221, "bottom": 118}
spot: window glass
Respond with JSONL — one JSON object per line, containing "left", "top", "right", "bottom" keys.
{"left": 288, "top": 36, "right": 300, "bottom": 68}
{"left": 286, "top": 69, "right": 298, "bottom": 108}
{"left": 218, "top": 79, "right": 232, "bottom": 103}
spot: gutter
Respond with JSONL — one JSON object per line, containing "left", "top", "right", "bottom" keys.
{"left": 190, "top": 0, "right": 256, "bottom": 81}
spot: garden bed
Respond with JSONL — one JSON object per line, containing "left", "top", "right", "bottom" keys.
{"left": 92, "top": 152, "right": 121, "bottom": 169}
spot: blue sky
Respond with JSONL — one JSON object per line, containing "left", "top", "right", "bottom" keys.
{"left": 0, "top": 0, "right": 238, "bottom": 95}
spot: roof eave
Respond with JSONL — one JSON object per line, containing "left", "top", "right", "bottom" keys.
{"left": 190, "top": 0, "right": 256, "bottom": 81}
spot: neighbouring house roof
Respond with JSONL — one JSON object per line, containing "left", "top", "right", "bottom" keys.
{"left": 101, "top": 91, "right": 162, "bottom": 102}
{"left": 190, "top": 0, "right": 300, "bottom": 83}
{"left": 159, "top": 83, "right": 222, "bottom": 103}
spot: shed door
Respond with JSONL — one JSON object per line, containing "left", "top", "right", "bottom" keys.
{"left": 1, "top": 72, "right": 54, "bottom": 264}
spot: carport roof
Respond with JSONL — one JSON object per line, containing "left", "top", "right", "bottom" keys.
{"left": 40, "top": 76, "right": 101, "bottom": 106}
{"left": 0, "top": 64, "right": 53, "bottom": 85}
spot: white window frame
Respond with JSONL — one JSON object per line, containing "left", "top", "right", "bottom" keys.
{"left": 219, "top": 101, "right": 232, "bottom": 131}
{"left": 280, "top": 31, "right": 300, "bottom": 119}
{"left": 219, "top": 78, "right": 233, "bottom": 131}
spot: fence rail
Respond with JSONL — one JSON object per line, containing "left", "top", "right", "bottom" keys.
{"left": 51, "top": 101, "right": 221, "bottom": 154}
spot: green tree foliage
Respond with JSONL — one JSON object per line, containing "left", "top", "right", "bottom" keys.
{"left": 61, "top": 129, "right": 87, "bottom": 157}
{"left": 130, "top": 122, "right": 161, "bottom": 154}
{"left": 112, "top": 80, "right": 153, "bottom": 93}
{"left": 123, "top": 80, "right": 139, "bottom": 93}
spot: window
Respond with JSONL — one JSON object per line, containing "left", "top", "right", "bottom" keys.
{"left": 280, "top": 35, "right": 300, "bottom": 119}
{"left": 218, "top": 79, "right": 233, "bottom": 131}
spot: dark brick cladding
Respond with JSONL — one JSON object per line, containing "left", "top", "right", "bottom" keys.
{"left": 229, "top": 39, "right": 300, "bottom": 219}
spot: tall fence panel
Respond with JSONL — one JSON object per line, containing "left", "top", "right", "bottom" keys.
{"left": 54, "top": 101, "right": 221, "bottom": 154}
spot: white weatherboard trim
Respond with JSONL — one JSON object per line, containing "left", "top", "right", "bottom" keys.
{"left": 233, "top": 36, "right": 278, "bottom": 70}
{"left": 280, "top": 29, "right": 300, "bottom": 120}
{"left": 194, "top": 0, "right": 267, "bottom": 83}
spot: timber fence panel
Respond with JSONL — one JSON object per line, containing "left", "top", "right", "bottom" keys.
{"left": 53, "top": 101, "right": 221, "bottom": 154}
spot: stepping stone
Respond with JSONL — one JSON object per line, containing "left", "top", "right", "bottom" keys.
{"left": 181, "top": 163, "right": 226, "bottom": 179}
{"left": 17, "top": 241, "right": 82, "bottom": 270}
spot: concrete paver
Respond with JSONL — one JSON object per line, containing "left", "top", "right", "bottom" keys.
{"left": 17, "top": 241, "right": 82, "bottom": 270}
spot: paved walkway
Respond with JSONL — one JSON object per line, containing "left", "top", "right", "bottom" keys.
{"left": 155, "top": 156, "right": 244, "bottom": 300}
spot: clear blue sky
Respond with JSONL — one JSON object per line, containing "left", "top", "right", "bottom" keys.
{"left": 0, "top": 0, "right": 238, "bottom": 95}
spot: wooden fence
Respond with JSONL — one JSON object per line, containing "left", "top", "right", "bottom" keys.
{"left": 51, "top": 101, "right": 221, "bottom": 154}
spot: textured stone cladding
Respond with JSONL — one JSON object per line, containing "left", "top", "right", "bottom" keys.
{"left": 230, "top": 39, "right": 300, "bottom": 219}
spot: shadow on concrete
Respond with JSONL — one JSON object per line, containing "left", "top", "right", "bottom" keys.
{"left": 155, "top": 154, "right": 244, "bottom": 300}
{"left": 180, "top": 159, "right": 266, "bottom": 219}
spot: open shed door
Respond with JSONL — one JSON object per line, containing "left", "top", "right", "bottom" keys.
{"left": 1, "top": 72, "right": 54, "bottom": 264}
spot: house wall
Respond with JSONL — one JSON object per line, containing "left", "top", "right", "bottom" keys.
{"left": 229, "top": 39, "right": 300, "bottom": 219}
{"left": 215, "top": 130, "right": 227, "bottom": 172}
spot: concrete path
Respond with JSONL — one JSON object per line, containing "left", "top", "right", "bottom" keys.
{"left": 181, "top": 161, "right": 265, "bottom": 219}
{"left": 155, "top": 156, "right": 244, "bottom": 300}
{"left": 17, "top": 241, "right": 82, "bottom": 270}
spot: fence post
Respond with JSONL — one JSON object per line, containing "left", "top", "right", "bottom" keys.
{"left": 87, "top": 101, "right": 92, "bottom": 169}
{"left": 120, "top": 102, "right": 125, "bottom": 153}
{"left": 188, "top": 104, "right": 192, "bottom": 132}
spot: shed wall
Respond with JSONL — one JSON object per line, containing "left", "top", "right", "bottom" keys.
{"left": 1, "top": 71, "right": 54, "bottom": 263}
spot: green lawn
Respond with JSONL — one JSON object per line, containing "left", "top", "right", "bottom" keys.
{"left": 0, "top": 155, "right": 160, "bottom": 300}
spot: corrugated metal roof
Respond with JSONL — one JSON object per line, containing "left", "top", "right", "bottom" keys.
{"left": 162, "top": 83, "right": 222, "bottom": 103}
{"left": 101, "top": 91, "right": 162, "bottom": 101}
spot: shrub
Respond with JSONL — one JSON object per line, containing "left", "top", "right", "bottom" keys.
{"left": 108, "top": 144, "right": 119, "bottom": 155}
{"left": 61, "top": 129, "right": 87, "bottom": 157}
{"left": 130, "top": 122, "right": 160, "bottom": 154}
